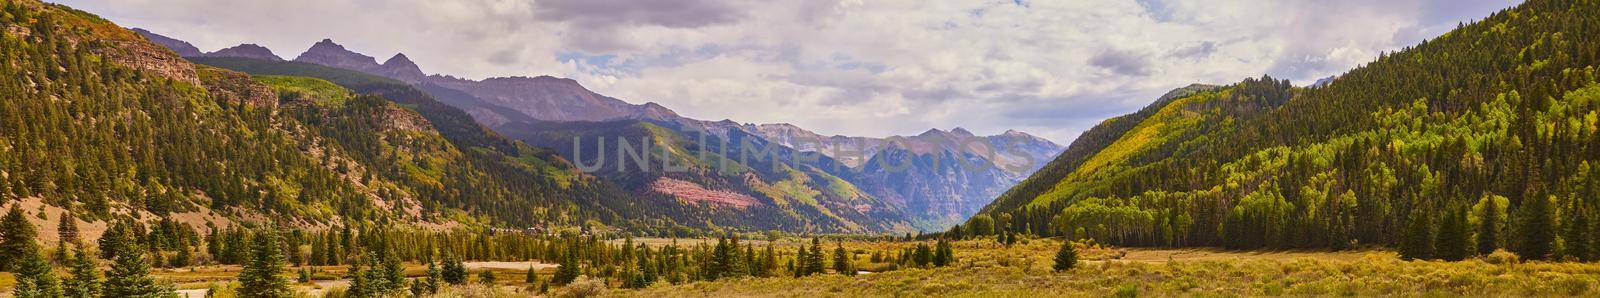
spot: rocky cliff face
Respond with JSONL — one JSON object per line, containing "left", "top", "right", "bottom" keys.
{"left": 195, "top": 65, "right": 278, "bottom": 108}
{"left": 62, "top": 21, "right": 200, "bottom": 84}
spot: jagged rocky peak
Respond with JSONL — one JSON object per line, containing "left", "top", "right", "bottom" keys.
{"left": 378, "top": 53, "right": 426, "bottom": 82}
{"left": 950, "top": 127, "right": 975, "bottom": 137}
{"left": 484, "top": 75, "right": 585, "bottom": 87}
{"left": 295, "top": 38, "right": 380, "bottom": 70}
{"left": 635, "top": 102, "right": 681, "bottom": 119}
{"left": 204, "top": 44, "right": 283, "bottom": 61}
{"left": 382, "top": 53, "right": 420, "bottom": 71}
{"left": 756, "top": 123, "right": 816, "bottom": 135}
{"left": 994, "top": 129, "right": 1043, "bottom": 140}
{"left": 130, "top": 28, "right": 202, "bottom": 57}
{"left": 1311, "top": 75, "right": 1338, "bottom": 88}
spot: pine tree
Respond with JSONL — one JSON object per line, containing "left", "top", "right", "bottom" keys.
{"left": 0, "top": 205, "right": 35, "bottom": 271}
{"left": 102, "top": 232, "right": 170, "bottom": 297}
{"left": 424, "top": 259, "right": 441, "bottom": 294}
{"left": 934, "top": 239, "right": 954, "bottom": 267}
{"left": 1053, "top": 240, "right": 1077, "bottom": 272}
{"left": 63, "top": 249, "right": 100, "bottom": 298}
{"left": 708, "top": 237, "right": 730, "bottom": 279}
{"left": 345, "top": 257, "right": 370, "bottom": 298}
{"left": 1477, "top": 195, "right": 1503, "bottom": 254}
{"left": 1516, "top": 194, "right": 1555, "bottom": 260}
{"left": 285, "top": 234, "right": 303, "bottom": 267}
{"left": 625, "top": 267, "right": 648, "bottom": 289}
{"left": 238, "top": 229, "right": 291, "bottom": 298}
{"left": 359, "top": 255, "right": 389, "bottom": 294}
{"left": 805, "top": 238, "right": 825, "bottom": 276}
{"left": 913, "top": 244, "right": 932, "bottom": 267}
{"left": 1436, "top": 207, "right": 1471, "bottom": 261}
{"left": 308, "top": 238, "right": 325, "bottom": 267}
{"left": 58, "top": 212, "right": 79, "bottom": 245}
{"left": 102, "top": 222, "right": 130, "bottom": 260}
{"left": 10, "top": 219, "right": 60, "bottom": 298}
{"left": 221, "top": 229, "right": 248, "bottom": 265}
{"left": 742, "top": 244, "right": 756, "bottom": 278}
{"left": 379, "top": 254, "right": 405, "bottom": 293}
{"left": 832, "top": 243, "right": 853, "bottom": 276}
{"left": 146, "top": 241, "right": 166, "bottom": 269}
{"left": 170, "top": 243, "right": 192, "bottom": 268}
{"left": 1564, "top": 207, "right": 1593, "bottom": 261}
{"left": 1399, "top": 209, "right": 1435, "bottom": 260}
{"left": 52, "top": 239, "right": 70, "bottom": 265}
{"left": 204, "top": 228, "right": 222, "bottom": 263}
{"left": 442, "top": 256, "right": 468, "bottom": 285}
{"left": 638, "top": 247, "right": 658, "bottom": 287}
{"left": 551, "top": 251, "right": 579, "bottom": 285}
{"left": 792, "top": 247, "right": 807, "bottom": 277}
{"left": 409, "top": 278, "right": 428, "bottom": 297}
{"left": 759, "top": 243, "right": 777, "bottom": 278}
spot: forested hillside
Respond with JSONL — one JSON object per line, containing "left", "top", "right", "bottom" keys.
{"left": 0, "top": 0, "right": 687, "bottom": 232}
{"left": 974, "top": 0, "right": 1600, "bottom": 260}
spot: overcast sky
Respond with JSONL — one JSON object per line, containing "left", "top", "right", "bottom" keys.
{"left": 52, "top": 0, "right": 1520, "bottom": 143}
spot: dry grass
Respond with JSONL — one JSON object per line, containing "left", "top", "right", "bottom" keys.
{"left": 9, "top": 237, "right": 1599, "bottom": 297}
{"left": 605, "top": 238, "right": 1600, "bottom": 297}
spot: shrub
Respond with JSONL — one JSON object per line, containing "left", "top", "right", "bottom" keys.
{"left": 562, "top": 275, "right": 607, "bottom": 298}
{"left": 1486, "top": 249, "right": 1520, "bottom": 265}
{"left": 1112, "top": 284, "right": 1139, "bottom": 298}
{"left": 477, "top": 270, "right": 497, "bottom": 284}
{"left": 429, "top": 284, "right": 517, "bottom": 298}
{"left": 322, "top": 286, "right": 347, "bottom": 298}
{"left": 202, "top": 282, "right": 240, "bottom": 298}
{"left": 1554, "top": 276, "right": 1592, "bottom": 296}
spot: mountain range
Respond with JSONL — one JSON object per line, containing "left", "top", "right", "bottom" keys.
{"left": 131, "top": 26, "right": 1061, "bottom": 231}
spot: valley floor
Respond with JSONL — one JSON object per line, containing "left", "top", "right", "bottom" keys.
{"left": 5, "top": 239, "right": 1598, "bottom": 297}
{"left": 607, "top": 240, "right": 1600, "bottom": 297}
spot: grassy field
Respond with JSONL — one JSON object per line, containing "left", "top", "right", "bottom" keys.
{"left": 8, "top": 237, "right": 1600, "bottom": 297}
{"left": 603, "top": 238, "right": 1600, "bottom": 297}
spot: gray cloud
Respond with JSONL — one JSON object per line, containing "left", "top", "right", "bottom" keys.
{"left": 536, "top": 0, "right": 744, "bottom": 28}
{"left": 49, "top": 0, "right": 1520, "bottom": 143}
{"left": 536, "top": 0, "right": 746, "bottom": 52}
{"left": 1168, "top": 41, "right": 1217, "bottom": 59}
{"left": 1089, "top": 49, "right": 1153, "bottom": 77}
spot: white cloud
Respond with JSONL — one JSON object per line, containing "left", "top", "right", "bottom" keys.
{"left": 50, "top": 0, "right": 1519, "bottom": 143}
